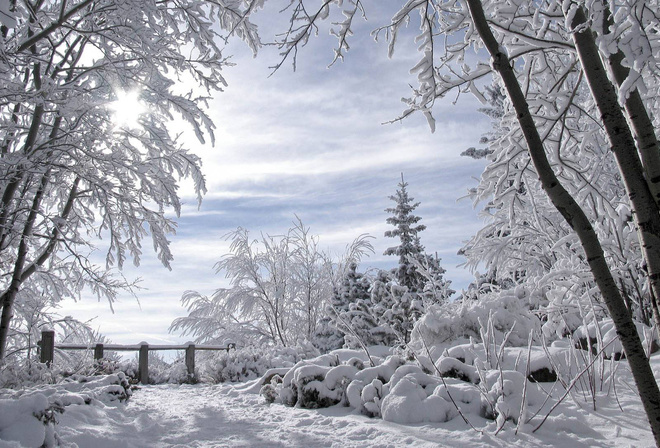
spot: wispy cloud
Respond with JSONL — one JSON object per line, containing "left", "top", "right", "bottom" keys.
{"left": 59, "top": 5, "right": 491, "bottom": 345}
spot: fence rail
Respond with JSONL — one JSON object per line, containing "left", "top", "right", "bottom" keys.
{"left": 37, "top": 330, "right": 235, "bottom": 384}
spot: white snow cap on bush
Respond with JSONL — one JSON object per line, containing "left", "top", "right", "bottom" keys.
{"left": 574, "top": 318, "right": 657, "bottom": 358}
{"left": 481, "top": 370, "right": 543, "bottom": 426}
{"left": 380, "top": 371, "right": 456, "bottom": 424}
{"left": 0, "top": 373, "right": 132, "bottom": 447}
{"left": 414, "top": 288, "right": 541, "bottom": 348}
{"left": 0, "top": 393, "right": 54, "bottom": 447}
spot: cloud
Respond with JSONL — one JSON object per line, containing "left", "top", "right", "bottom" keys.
{"left": 59, "top": 3, "right": 492, "bottom": 345}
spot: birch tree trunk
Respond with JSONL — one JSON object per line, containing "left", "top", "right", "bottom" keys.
{"left": 599, "top": 5, "right": 660, "bottom": 332}
{"left": 566, "top": 5, "right": 660, "bottom": 335}
{"left": 465, "top": 0, "right": 660, "bottom": 443}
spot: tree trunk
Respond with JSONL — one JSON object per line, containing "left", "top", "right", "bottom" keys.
{"left": 465, "top": 0, "right": 660, "bottom": 444}
{"left": 0, "top": 171, "right": 50, "bottom": 359}
{"left": 598, "top": 2, "right": 660, "bottom": 207}
{"left": 567, "top": 6, "right": 660, "bottom": 330}
{"left": 598, "top": 5, "right": 660, "bottom": 332}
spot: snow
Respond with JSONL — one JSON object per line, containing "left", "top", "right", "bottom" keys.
{"left": 0, "top": 393, "right": 52, "bottom": 447}
{"left": 3, "top": 341, "right": 660, "bottom": 448}
{"left": 0, "top": 351, "right": 657, "bottom": 447}
{"left": 54, "top": 376, "right": 654, "bottom": 447}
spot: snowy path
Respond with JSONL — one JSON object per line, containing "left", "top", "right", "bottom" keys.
{"left": 55, "top": 381, "right": 654, "bottom": 448}
{"left": 55, "top": 383, "right": 495, "bottom": 447}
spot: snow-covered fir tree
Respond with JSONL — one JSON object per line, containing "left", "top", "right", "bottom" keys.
{"left": 412, "top": 252, "right": 455, "bottom": 307}
{"left": 384, "top": 175, "right": 427, "bottom": 293}
{"left": 329, "top": 262, "right": 380, "bottom": 348}
{"left": 369, "top": 176, "right": 454, "bottom": 345}
{"left": 311, "top": 316, "right": 345, "bottom": 353}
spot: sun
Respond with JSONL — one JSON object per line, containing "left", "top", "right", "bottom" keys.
{"left": 109, "top": 90, "right": 146, "bottom": 128}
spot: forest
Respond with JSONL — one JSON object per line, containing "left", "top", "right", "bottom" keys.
{"left": 0, "top": 0, "right": 659, "bottom": 446}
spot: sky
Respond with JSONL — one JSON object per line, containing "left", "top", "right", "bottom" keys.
{"left": 58, "top": 2, "right": 492, "bottom": 346}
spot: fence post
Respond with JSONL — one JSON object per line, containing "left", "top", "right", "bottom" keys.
{"left": 139, "top": 342, "right": 149, "bottom": 384}
{"left": 39, "top": 330, "right": 55, "bottom": 367}
{"left": 185, "top": 342, "right": 195, "bottom": 380}
{"left": 94, "top": 343, "right": 104, "bottom": 361}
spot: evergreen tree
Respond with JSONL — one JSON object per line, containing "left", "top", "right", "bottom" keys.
{"left": 413, "top": 253, "right": 455, "bottom": 307}
{"left": 311, "top": 316, "right": 344, "bottom": 353}
{"left": 377, "top": 176, "right": 454, "bottom": 344}
{"left": 328, "top": 262, "right": 378, "bottom": 347}
{"left": 384, "top": 175, "right": 427, "bottom": 292}
{"left": 368, "top": 270, "right": 398, "bottom": 346}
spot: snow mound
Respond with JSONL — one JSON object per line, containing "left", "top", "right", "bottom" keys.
{"left": 381, "top": 373, "right": 456, "bottom": 423}
{"left": 0, "top": 393, "right": 55, "bottom": 448}
{"left": 263, "top": 343, "right": 548, "bottom": 430}
{"left": 0, "top": 373, "right": 132, "bottom": 447}
{"left": 415, "top": 290, "right": 541, "bottom": 348}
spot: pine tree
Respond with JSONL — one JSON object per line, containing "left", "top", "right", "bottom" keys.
{"left": 329, "top": 262, "right": 378, "bottom": 347}
{"left": 414, "top": 253, "right": 455, "bottom": 307}
{"left": 378, "top": 176, "right": 454, "bottom": 344}
{"left": 383, "top": 174, "right": 427, "bottom": 292}
{"left": 312, "top": 316, "right": 344, "bottom": 353}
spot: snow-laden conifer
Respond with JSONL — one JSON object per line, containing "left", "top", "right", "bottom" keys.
{"left": 383, "top": 174, "right": 427, "bottom": 293}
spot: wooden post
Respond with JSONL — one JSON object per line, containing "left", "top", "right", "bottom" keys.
{"left": 185, "top": 342, "right": 195, "bottom": 380}
{"left": 94, "top": 343, "right": 104, "bottom": 361}
{"left": 139, "top": 342, "right": 149, "bottom": 384}
{"left": 39, "top": 330, "right": 55, "bottom": 367}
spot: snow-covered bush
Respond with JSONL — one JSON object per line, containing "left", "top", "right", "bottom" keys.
{"left": 480, "top": 370, "right": 543, "bottom": 426}
{"left": 0, "top": 373, "right": 132, "bottom": 447}
{"left": 200, "top": 344, "right": 316, "bottom": 384}
{"left": 380, "top": 367, "right": 455, "bottom": 424}
{"left": 345, "top": 355, "right": 406, "bottom": 416}
{"left": 279, "top": 363, "right": 359, "bottom": 408}
{"left": 573, "top": 318, "right": 658, "bottom": 359}
{"left": 0, "top": 360, "right": 59, "bottom": 389}
{"left": 0, "top": 392, "right": 59, "bottom": 447}
{"left": 263, "top": 341, "right": 553, "bottom": 429}
{"left": 414, "top": 288, "right": 541, "bottom": 348}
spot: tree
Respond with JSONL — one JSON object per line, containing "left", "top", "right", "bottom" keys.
{"left": 383, "top": 174, "right": 426, "bottom": 292}
{"left": 330, "top": 262, "right": 381, "bottom": 347}
{"left": 463, "top": 1, "right": 660, "bottom": 439}
{"left": 0, "top": 1, "right": 261, "bottom": 358}
{"left": 267, "top": 0, "right": 660, "bottom": 440}
{"left": 170, "top": 220, "right": 373, "bottom": 346}
{"left": 328, "top": 178, "right": 455, "bottom": 347}
{"left": 378, "top": 176, "right": 453, "bottom": 344}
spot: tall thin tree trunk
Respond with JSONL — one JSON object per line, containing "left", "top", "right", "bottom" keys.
{"left": 465, "top": 0, "right": 660, "bottom": 444}
{"left": 566, "top": 5, "right": 660, "bottom": 332}
{"left": 0, "top": 171, "right": 50, "bottom": 359}
{"left": 598, "top": 2, "right": 660, "bottom": 207}
{"left": 598, "top": 3, "right": 660, "bottom": 333}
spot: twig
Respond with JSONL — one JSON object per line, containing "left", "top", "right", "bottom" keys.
{"left": 516, "top": 332, "right": 534, "bottom": 435}
{"left": 533, "top": 337, "right": 617, "bottom": 433}
{"left": 417, "top": 334, "right": 482, "bottom": 433}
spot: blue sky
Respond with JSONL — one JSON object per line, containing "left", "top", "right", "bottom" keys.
{"left": 59, "top": 3, "right": 491, "bottom": 345}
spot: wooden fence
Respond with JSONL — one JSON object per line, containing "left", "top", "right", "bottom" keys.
{"left": 37, "top": 330, "right": 235, "bottom": 384}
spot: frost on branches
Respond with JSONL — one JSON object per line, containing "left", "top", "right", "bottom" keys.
{"left": 0, "top": 0, "right": 263, "bottom": 359}
{"left": 330, "top": 177, "right": 453, "bottom": 347}
{"left": 170, "top": 219, "right": 373, "bottom": 349}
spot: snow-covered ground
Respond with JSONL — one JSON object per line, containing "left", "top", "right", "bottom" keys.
{"left": 54, "top": 368, "right": 656, "bottom": 447}
{"left": 2, "top": 351, "right": 659, "bottom": 447}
